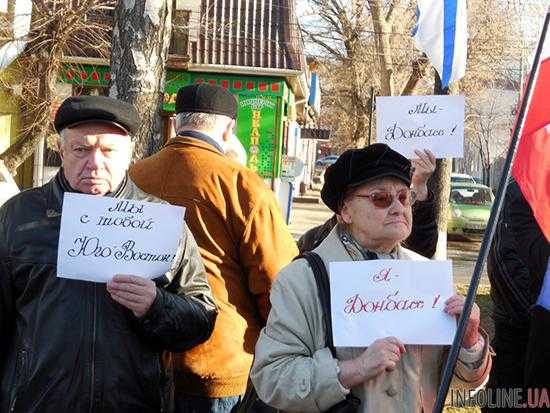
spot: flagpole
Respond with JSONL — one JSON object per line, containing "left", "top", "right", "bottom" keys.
{"left": 432, "top": 9, "right": 550, "bottom": 413}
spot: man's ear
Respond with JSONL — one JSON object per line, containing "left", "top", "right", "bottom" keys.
{"left": 126, "top": 141, "right": 135, "bottom": 163}
{"left": 56, "top": 138, "right": 64, "bottom": 160}
{"left": 169, "top": 116, "right": 176, "bottom": 138}
{"left": 222, "top": 119, "right": 235, "bottom": 143}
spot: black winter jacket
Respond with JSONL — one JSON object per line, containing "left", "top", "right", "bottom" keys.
{"left": 487, "top": 180, "right": 532, "bottom": 326}
{"left": 508, "top": 179, "right": 550, "bottom": 302}
{"left": 507, "top": 178, "right": 550, "bottom": 390}
{"left": 0, "top": 172, "right": 217, "bottom": 413}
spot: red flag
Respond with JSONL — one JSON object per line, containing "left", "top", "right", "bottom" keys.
{"left": 512, "top": 29, "right": 550, "bottom": 242}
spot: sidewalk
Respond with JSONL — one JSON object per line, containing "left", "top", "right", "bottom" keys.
{"left": 292, "top": 188, "right": 324, "bottom": 205}
{"left": 288, "top": 190, "right": 332, "bottom": 240}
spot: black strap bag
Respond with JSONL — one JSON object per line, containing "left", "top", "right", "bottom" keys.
{"left": 237, "top": 252, "right": 361, "bottom": 413}
{"left": 299, "top": 252, "right": 361, "bottom": 413}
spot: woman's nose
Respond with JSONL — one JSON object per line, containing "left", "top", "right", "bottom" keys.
{"left": 388, "top": 196, "right": 407, "bottom": 214}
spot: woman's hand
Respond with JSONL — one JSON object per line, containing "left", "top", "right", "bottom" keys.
{"left": 338, "top": 337, "right": 405, "bottom": 389}
{"left": 411, "top": 149, "right": 436, "bottom": 202}
{"left": 444, "top": 294, "right": 480, "bottom": 348}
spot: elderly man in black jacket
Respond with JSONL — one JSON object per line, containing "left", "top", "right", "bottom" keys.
{"left": 484, "top": 180, "right": 533, "bottom": 412}
{"left": 298, "top": 149, "right": 438, "bottom": 257}
{"left": 0, "top": 96, "right": 217, "bottom": 413}
{"left": 507, "top": 179, "right": 550, "bottom": 395}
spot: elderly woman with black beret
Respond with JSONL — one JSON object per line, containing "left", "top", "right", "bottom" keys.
{"left": 250, "top": 144, "right": 492, "bottom": 412}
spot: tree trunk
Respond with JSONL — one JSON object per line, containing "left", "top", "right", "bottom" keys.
{"left": 0, "top": 54, "right": 59, "bottom": 175}
{"left": 353, "top": 113, "right": 369, "bottom": 148}
{"left": 428, "top": 158, "right": 452, "bottom": 259}
{"left": 429, "top": 74, "right": 453, "bottom": 259}
{"left": 109, "top": 0, "right": 172, "bottom": 160}
{"left": 368, "top": 0, "right": 394, "bottom": 96}
{"left": 485, "top": 139, "right": 491, "bottom": 186}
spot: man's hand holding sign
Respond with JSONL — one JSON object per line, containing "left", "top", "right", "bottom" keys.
{"left": 0, "top": 95, "right": 217, "bottom": 411}
{"left": 58, "top": 193, "right": 186, "bottom": 317}
{"left": 107, "top": 275, "right": 157, "bottom": 318}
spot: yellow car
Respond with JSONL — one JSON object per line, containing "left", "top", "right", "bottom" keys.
{"left": 447, "top": 183, "right": 494, "bottom": 240}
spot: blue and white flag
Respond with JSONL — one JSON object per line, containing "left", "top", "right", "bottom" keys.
{"left": 412, "top": 0, "right": 468, "bottom": 88}
{"left": 308, "top": 73, "right": 321, "bottom": 115}
{"left": 0, "top": 0, "right": 32, "bottom": 70}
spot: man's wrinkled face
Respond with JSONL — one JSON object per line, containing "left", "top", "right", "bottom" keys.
{"left": 58, "top": 122, "right": 133, "bottom": 195}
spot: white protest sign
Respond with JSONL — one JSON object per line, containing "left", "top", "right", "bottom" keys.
{"left": 329, "top": 260, "right": 456, "bottom": 347}
{"left": 376, "top": 95, "right": 464, "bottom": 159}
{"left": 57, "top": 193, "right": 185, "bottom": 283}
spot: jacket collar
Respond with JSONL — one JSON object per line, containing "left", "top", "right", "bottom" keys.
{"left": 56, "top": 168, "right": 128, "bottom": 197}
{"left": 50, "top": 169, "right": 131, "bottom": 209}
{"left": 315, "top": 225, "right": 406, "bottom": 262}
{"left": 174, "top": 130, "right": 224, "bottom": 154}
{"left": 164, "top": 135, "right": 227, "bottom": 158}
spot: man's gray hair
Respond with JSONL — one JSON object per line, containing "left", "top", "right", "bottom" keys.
{"left": 175, "top": 112, "right": 232, "bottom": 132}
{"left": 58, "top": 129, "right": 67, "bottom": 146}
{"left": 57, "top": 127, "right": 133, "bottom": 149}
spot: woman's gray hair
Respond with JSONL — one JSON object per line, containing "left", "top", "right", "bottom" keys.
{"left": 175, "top": 112, "right": 232, "bottom": 132}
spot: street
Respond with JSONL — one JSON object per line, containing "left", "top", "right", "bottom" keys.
{"left": 289, "top": 193, "right": 489, "bottom": 286}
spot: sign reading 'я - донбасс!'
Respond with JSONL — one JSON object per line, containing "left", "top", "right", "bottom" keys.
{"left": 330, "top": 260, "right": 457, "bottom": 347}
{"left": 376, "top": 95, "right": 464, "bottom": 159}
{"left": 57, "top": 193, "right": 185, "bottom": 283}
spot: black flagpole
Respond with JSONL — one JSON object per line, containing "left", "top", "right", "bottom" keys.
{"left": 432, "top": 8, "right": 550, "bottom": 413}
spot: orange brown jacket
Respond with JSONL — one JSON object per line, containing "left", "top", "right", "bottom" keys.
{"left": 130, "top": 136, "right": 298, "bottom": 397}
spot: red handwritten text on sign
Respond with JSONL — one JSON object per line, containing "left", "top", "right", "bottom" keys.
{"left": 344, "top": 290, "right": 426, "bottom": 314}
{"left": 372, "top": 267, "right": 399, "bottom": 282}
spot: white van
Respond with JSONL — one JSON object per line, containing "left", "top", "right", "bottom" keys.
{"left": 451, "top": 173, "right": 476, "bottom": 184}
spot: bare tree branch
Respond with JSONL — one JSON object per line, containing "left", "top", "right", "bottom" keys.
{"left": 0, "top": 0, "right": 115, "bottom": 174}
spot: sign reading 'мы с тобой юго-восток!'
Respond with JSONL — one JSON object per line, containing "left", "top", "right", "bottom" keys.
{"left": 57, "top": 193, "right": 185, "bottom": 283}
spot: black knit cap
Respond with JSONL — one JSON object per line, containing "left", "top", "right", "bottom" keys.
{"left": 54, "top": 95, "right": 139, "bottom": 135}
{"left": 321, "top": 143, "right": 412, "bottom": 213}
{"left": 176, "top": 84, "right": 238, "bottom": 119}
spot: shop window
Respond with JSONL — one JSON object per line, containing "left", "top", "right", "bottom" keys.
{"left": 45, "top": 138, "right": 61, "bottom": 168}
{"left": 169, "top": 0, "right": 190, "bottom": 56}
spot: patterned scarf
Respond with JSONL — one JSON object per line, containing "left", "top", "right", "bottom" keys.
{"left": 336, "top": 223, "right": 398, "bottom": 261}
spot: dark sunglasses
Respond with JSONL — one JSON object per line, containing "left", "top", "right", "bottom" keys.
{"left": 353, "top": 188, "right": 416, "bottom": 209}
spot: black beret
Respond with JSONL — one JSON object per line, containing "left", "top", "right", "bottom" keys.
{"left": 321, "top": 143, "right": 412, "bottom": 213}
{"left": 54, "top": 95, "right": 140, "bottom": 135}
{"left": 176, "top": 84, "right": 238, "bottom": 119}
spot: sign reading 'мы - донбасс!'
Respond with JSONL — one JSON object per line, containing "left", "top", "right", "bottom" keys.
{"left": 57, "top": 193, "right": 185, "bottom": 283}
{"left": 376, "top": 95, "right": 465, "bottom": 159}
